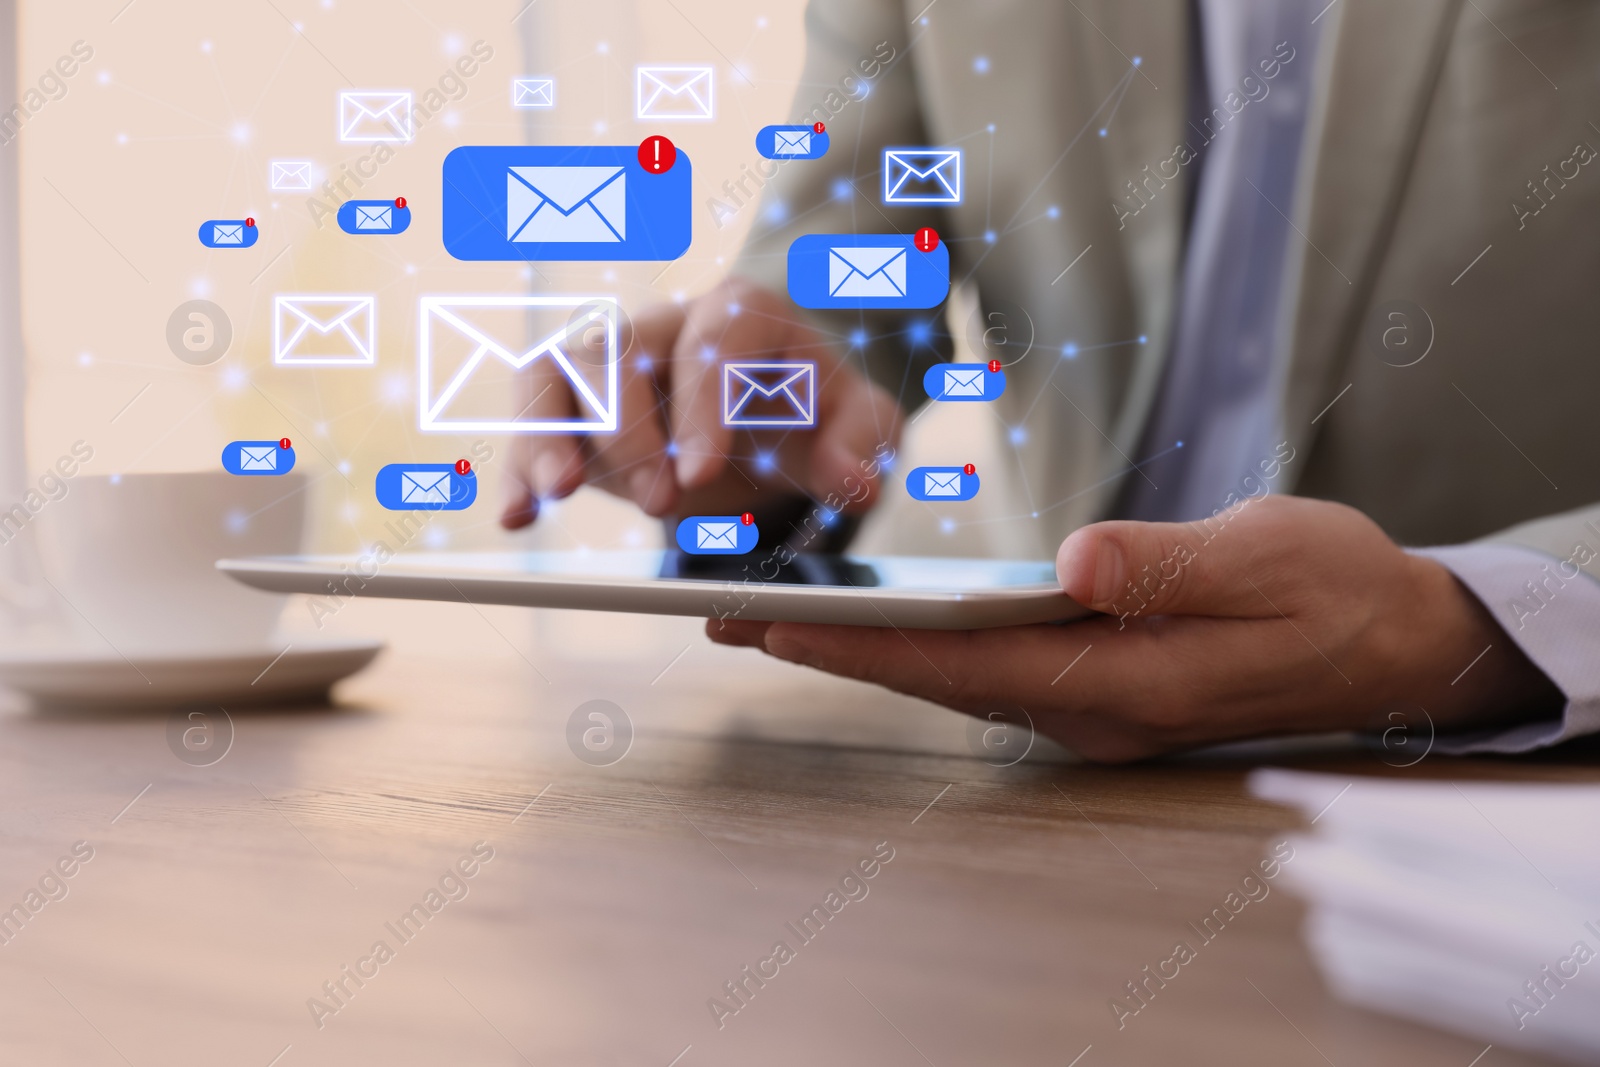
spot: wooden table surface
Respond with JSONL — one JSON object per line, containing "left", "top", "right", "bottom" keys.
{"left": 1, "top": 598, "right": 1593, "bottom": 1067}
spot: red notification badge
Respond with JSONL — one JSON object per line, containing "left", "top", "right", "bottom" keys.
{"left": 245, "top": 218, "right": 256, "bottom": 229}
{"left": 988, "top": 359, "right": 1001, "bottom": 373}
{"left": 455, "top": 459, "right": 472, "bottom": 476}
{"left": 278, "top": 438, "right": 292, "bottom": 450}
{"left": 638, "top": 135, "right": 677, "bottom": 173}
{"left": 813, "top": 122, "right": 826, "bottom": 134}
{"left": 395, "top": 197, "right": 407, "bottom": 209}
{"left": 740, "top": 512, "right": 755, "bottom": 526}
{"left": 963, "top": 463, "right": 976, "bottom": 476}
{"left": 915, "top": 227, "right": 939, "bottom": 253}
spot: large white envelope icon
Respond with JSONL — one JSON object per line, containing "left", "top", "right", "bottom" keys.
{"left": 507, "top": 167, "right": 626, "bottom": 243}
{"left": 774, "top": 130, "right": 811, "bottom": 155}
{"left": 400, "top": 470, "right": 452, "bottom": 505}
{"left": 273, "top": 295, "right": 377, "bottom": 365}
{"left": 884, "top": 149, "right": 962, "bottom": 203}
{"left": 722, "top": 363, "right": 816, "bottom": 426}
{"left": 696, "top": 522, "right": 738, "bottom": 550}
{"left": 828, "top": 246, "right": 907, "bottom": 298}
{"left": 339, "top": 91, "right": 413, "bottom": 143}
{"left": 636, "top": 66, "right": 714, "bottom": 121}
{"left": 239, "top": 446, "right": 278, "bottom": 471}
{"left": 420, "top": 295, "right": 619, "bottom": 433}
{"left": 512, "top": 78, "right": 555, "bottom": 107}
{"left": 356, "top": 204, "right": 393, "bottom": 230}
{"left": 269, "top": 161, "right": 313, "bottom": 191}
{"left": 212, "top": 223, "right": 244, "bottom": 245}
{"left": 924, "top": 471, "right": 962, "bottom": 496}
{"left": 943, "top": 368, "right": 986, "bottom": 397}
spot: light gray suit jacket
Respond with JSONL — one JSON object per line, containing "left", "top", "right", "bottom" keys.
{"left": 733, "top": 0, "right": 1600, "bottom": 580}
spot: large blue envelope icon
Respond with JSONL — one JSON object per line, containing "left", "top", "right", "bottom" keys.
{"left": 507, "top": 166, "right": 626, "bottom": 243}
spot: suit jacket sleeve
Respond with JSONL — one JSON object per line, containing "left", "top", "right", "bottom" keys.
{"left": 1415, "top": 503, "right": 1600, "bottom": 753}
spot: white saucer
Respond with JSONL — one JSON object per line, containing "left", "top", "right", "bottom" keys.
{"left": 0, "top": 637, "right": 384, "bottom": 711}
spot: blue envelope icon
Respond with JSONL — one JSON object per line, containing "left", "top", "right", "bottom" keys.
{"left": 756, "top": 125, "right": 829, "bottom": 160}
{"left": 883, "top": 148, "right": 962, "bottom": 204}
{"left": 787, "top": 234, "right": 949, "bottom": 309}
{"left": 375, "top": 463, "right": 477, "bottom": 511}
{"left": 923, "top": 362, "right": 1006, "bottom": 402}
{"left": 221, "top": 440, "right": 295, "bottom": 476}
{"left": 675, "top": 515, "right": 759, "bottom": 555}
{"left": 442, "top": 145, "right": 692, "bottom": 261}
{"left": 906, "top": 466, "right": 979, "bottom": 502}
{"left": 199, "top": 219, "right": 258, "bottom": 248}
{"left": 337, "top": 199, "right": 412, "bottom": 235}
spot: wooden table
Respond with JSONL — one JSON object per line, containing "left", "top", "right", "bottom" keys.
{"left": 1, "top": 599, "right": 1592, "bottom": 1066}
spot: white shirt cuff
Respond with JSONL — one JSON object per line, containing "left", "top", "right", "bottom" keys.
{"left": 1410, "top": 543, "right": 1600, "bottom": 753}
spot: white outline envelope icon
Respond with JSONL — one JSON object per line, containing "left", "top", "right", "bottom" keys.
{"left": 420, "top": 295, "right": 619, "bottom": 433}
{"left": 270, "top": 161, "right": 313, "bottom": 191}
{"left": 339, "top": 91, "right": 413, "bottom": 143}
{"left": 924, "top": 470, "right": 963, "bottom": 496}
{"left": 273, "top": 295, "right": 377, "bottom": 365}
{"left": 774, "top": 130, "right": 811, "bottom": 155}
{"left": 507, "top": 167, "right": 626, "bottom": 243}
{"left": 400, "top": 470, "right": 452, "bottom": 505}
{"left": 636, "top": 66, "right": 714, "bottom": 121}
{"left": 212, "top": 223, "right": 244, "bottom": 245}
{"left": 829, "top": 246, "right": 907, "bottom": 298}
{"left": 239, "top": 445, "right": 278, "bottom": 472}
{"left": 513, "top": 78, "right": 555, "bottom": 107}
{"left": 722, "top": 363, "right": 816, "bottom": 426}
{"left": 943, "top": 368, "right": 986, "bottom": 397}
{"left": 884, "top": 149, "right": 962, "bottom": 204}
{"left": 696, "top": 521, "right": 738, "bottom": 550}
{"left": 356, "top": 205, "right": 393, "bottom": 230}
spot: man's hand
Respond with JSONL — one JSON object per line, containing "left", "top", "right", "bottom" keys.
{"left": 501, "top": 278, "right": 901, "bottom": 528}
{"left": 707, "top": 495, "right": 1564, "bottom": 762}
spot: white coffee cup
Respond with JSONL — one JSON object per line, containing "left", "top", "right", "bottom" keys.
{"left": 28, "top": 471, "right": 305, "bottom": 654}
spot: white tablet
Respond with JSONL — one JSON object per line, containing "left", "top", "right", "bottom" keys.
{"left": 218, "top": 551, "right": 1086, "bottom": 630}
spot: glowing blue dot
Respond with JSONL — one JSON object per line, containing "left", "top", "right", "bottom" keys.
{"left": 1132, "top": 56, "right": 1143, "bottom": 67}
{"left": 849, "top": 329, "right": 868, "bottom": 348}
{"left": 1062, "top": 343, "right": 1078, "bottom": 358}
{"left": 819, "top": 509, "right": 837, "bottom": 527}
{"left": 700, "top": 345, "right": 716, "bottom": 362}
{"left": 983, "top": 229, "right": 997, "bottom": 244}
{"left": 906, "top": 321, "right": 933, "bottom": 346}
{"left": 665, "top": 441, "right": 681, "bottom": 457}
{"left": 727, "top": 302, "right": 741, "bottom": 317}
{"left": 754, "top": 451, "right": 776, "bottom": 473}
{"left": 878, "top": 453, "right": 896, "bottom": 472}
{"left": 986, "top": 123, "right": 995, "bottom": 133}
{"left": 1176, "top": 440, "right": 1184, "bottom": 448}
{"left": 1098, "top": 128, "right": 1107, "bottom": 137}
{"left": 940, "top": 518, "right": 956, "bottom": 533}
{"left": 225, "top": 509, "right": 248, "bottom": 534}
{"left": 1046, "top": 205, "right": 1060, "bottom": 219}
{"left": 636, "top": 354, "right": 654, "bottom": 372}
{"left": 763, "top": 200, "right": 788, "bottom": 223}
{"left": 1138, "top": 334, "right": 1148, "bottom": 344}
{"left": 832, "top": 178, "right": 853, "bottom": 201}
{"left": 974, "top": 56, "right": 990, "bottom": 74}
{"left": 1009, "top": 426, "right": 1027, "bottom": 446}
{"left": 109, "top": 473, "right": 122, "bottom": 485}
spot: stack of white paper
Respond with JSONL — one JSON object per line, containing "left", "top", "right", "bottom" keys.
{"left": 1250, "top": 770, "right": 1600, "bottom": 1063}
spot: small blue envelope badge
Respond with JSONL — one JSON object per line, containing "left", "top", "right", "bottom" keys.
{"left": 787, "top": 234, "right": 950, "bottom": 310}
{"left": 441, "top": 144, "right": 692, "bottom": 262}
{"left": 200, "top": 218, "right": 259, "bottom": 248}
{"left": 906, "top": 464, "right": 979, "bottom": 502}
{"left": 756, "top": 124, "right": 829, "bottom": 160}
{"left": 675, "top": 514, "right": 759, "bottom": 555}
{"left": 337, "top": 197, "right": 412, "bottom": 235}
{"left": 375, "top": 461, "right": 478, "bottom": 511}
{"left": 923, "top": 362, "right": 1006, "bottom": 402}
{"left": 222, "top": 438, "right": 295, "bottom": 476}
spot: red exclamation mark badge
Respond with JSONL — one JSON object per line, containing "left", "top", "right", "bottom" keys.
{"left": 638, "top": 135, "right": 677, "bottom": 173}
{"left": 915, "top": 227, "right": 939, "bottom": 253}
{"left": 963, "top": 463, "right": 976, "bottom": 476}
{"left": 455, "top": 459, "right": 473, "bottom": 476}
{"left": 988, "top": 359, "right": 1002, "bottom": 373}
{"left": 740, "top": 512, "right": 755, "bottom": 526}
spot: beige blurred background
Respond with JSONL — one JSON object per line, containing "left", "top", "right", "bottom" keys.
{"left": 16, "top": 0, "right": 1026, "bottom": 565}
